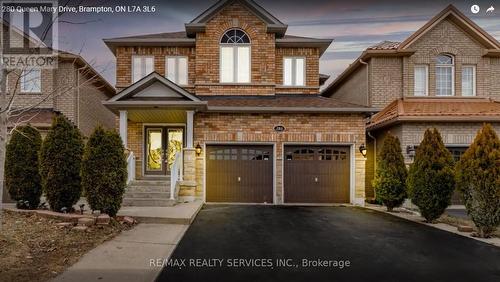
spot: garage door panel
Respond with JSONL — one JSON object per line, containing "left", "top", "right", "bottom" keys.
{"left": 206, "top": 145, "right": 273, "bottom": 203}
{"left": 284, "top": 146, "right": 350, "bottom": 203}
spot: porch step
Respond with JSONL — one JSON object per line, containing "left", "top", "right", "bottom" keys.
{"left": 123, "top": 179, "right": 175, "bottom": 207}
{"left": 124, "top": 192, "right": 172, "bottom": 199}
{"left": 122, "top": 198, "right": 176, "bottom": 207}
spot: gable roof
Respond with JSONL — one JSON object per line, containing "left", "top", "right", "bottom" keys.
{"left": 107, "top": 72, "right": 201, "bottom": 103}
{"left": 367, "top": 98, "right": 500, "bottom": 130}
{"left": 321, "top": 4, "right": 500, "bottom": 97}
{"left": 398, "top": 5, "right": 500, "bottom": 50}
{"left": 186, "top": 0, "right": 287, "bottom": 37}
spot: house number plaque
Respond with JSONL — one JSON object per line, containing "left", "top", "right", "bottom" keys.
{"left": 274, "top": 125, "right": 285, "bottom": 132}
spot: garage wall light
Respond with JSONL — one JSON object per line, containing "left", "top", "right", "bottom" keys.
{"left": 359, "top": 144, "right": 367, "bottom": 157}
{"left": 195, "top": 143, "right": 202, "bottom": 156}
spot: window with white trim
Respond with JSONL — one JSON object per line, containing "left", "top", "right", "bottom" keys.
{"left": 220, "top": 29, "right": 250, "bottom": 83}
{"left": 166, "top": 56, "right": 188, "bottom": 85}
{"left": 414, "top": 65, "right": 428, "bottom": 96}
{"left": 461, "top": 65, "right": 476, "bottom": 96}
{"left": 283, "top": 57, "right": 305, "bottom": 86}
{"left": 21, "top": 69, "right": 41, "bottom": 93}
{"left": 132, "top": 56, "right": 154, "bottom": 83}
{"left": 435, "top": 54, "right": 454, "bottom": 96}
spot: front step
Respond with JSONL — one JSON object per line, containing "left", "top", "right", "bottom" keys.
{"left": 123, "top": 179, "right": 174, "bottom": 207}
{"left": 124, "top": 192, "right": 172, "bottom": 199}
{"left": 122, "top": 198, "right": 176, "bottom": 207}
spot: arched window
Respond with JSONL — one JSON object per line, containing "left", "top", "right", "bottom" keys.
{"left": 435, "top": 54, "right": 454, "bottom": 96}
{"left": 220, "top": 29, "right": 250, "bottom": 83}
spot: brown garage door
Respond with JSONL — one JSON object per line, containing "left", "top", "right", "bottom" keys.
{"left": 206, "top": 145, "right": 273, "bottom": 203}
{"left": 284, "top": 146, "right": 350, "bottom": 203}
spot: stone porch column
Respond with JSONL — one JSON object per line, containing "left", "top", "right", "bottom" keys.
{"left": 178, "top": 110, "right": 197, "bottom": 202}
{"left": 119, "top": 110, "right": 128, "bottom": 147}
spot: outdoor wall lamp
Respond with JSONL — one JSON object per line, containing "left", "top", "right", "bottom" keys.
{"left": 406, "top": 145, "right": 416, "bottom": 158}
{"left": 195, "top": 143, "right": 202, "bottom": 156}
{"left": 359, "top": 144, "right": 367, "bottom": 157}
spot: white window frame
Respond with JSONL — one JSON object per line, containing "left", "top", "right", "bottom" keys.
{"left": 435, "top": 54, "right": 455, "bottom": 96}
{"left": 219, "top": 30, "right": 251, "bottom": 84}
{"left": 20, "top": 69, "right": 42, "bottom": 93}
{"left": 283, "top": 57, "right": 306, "bottom": 87}
{"left": 165, "top": 56, "right": 188, "bottom": 85}
{"left": 131, "top": 55, "right": 154, "bottom": 83}
{"left": 461, "top": 65, "right": 476, "bottom": 97}
{"left": 414, "top": 65, "right": 428, "bottom": 96}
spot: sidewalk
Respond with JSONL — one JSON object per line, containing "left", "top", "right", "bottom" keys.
{"left": 52, "top": 223, "right": 188, "bottom": 282}
{"left": 52, "top": 201, "right": 203, "bottom": 282}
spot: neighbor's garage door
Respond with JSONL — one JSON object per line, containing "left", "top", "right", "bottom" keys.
{"left": 284, "top": 146, "right": 350, "bottom": 203}
{"left": 206, "top": 145, "right": 273, "bottom": 203}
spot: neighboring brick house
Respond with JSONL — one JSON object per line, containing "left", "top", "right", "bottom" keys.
{"left": 321, "top": 5, "right": 500, "bottom": 200}
{"left": 6, "top": 52, "right": 116, "bottom": 137}
{"left": 104, "top": 0, "right": 375, "bottom": 206}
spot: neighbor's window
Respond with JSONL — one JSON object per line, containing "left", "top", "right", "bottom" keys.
{"left": 21, "top": 69, "right": 41, "bottom": 93}
{"left": 435, "top": 54, "right": 454, "bottom": 96}
{"left": 166, "top": 56, "right": 188, "bottom": 85}
{"left": 220, "top": 29, "right": 250, "bottom": 83}
{"left": 414, "top": 65, "right": 428, "bottom": 96}
{"left": 283, "top": 57, "right": 305, "bottom": 86}
{"left": 132, "top": 56, "right": 154, "bottom": 83}
{"left": 461, "top": 65, "right": 476, "bottom": 96}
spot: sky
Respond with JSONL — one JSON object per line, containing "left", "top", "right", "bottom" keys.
{"left": 54, "top": 0, "right": 500, "bottom": 87}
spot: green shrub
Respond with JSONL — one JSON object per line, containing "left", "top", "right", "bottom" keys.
{"left": 40, "top": 115, "right": 84, "bottom": 212}
{"left": 455, "top": 124, "right": 500, "bottom": 237}
{"left": 407, "top": 128, "right": 455, "bottom": 222}
{"left": 82, "top": 127, "right": 127, "bottom": 216}
{"left": 372, "top": 134, "right": 407, "bottom": 211}
{"left": 5, "top": 125, "right": 42, "bottom": 209}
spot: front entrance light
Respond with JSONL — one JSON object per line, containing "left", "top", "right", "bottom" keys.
{"left": 359, "top": 144, "right": 367, "bottom": 157}
{"left": 195, "top": 143, "right": 202, "bottom": 156}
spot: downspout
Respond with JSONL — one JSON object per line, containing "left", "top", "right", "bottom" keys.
{"left": 75, "top": 65, "right": 86, "bottom": 129}
{"left": 359, "top": 58, "right": 369, "bottom": 106}
{"left": 367, "top": 129, "right": 377, "bottom": 200}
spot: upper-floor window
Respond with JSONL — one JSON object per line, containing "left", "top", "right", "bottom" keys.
{"left": 132, "top": 56, "right": 154, "bottom": 83}
{"left": 21, "top": 69, "right": 41, "bottom": 93}
{"left": 166, "top": 56, "right": 188, "bottom": 85}
{"left": 435, "top": 54, "right": 454, "bottom": 96}
{"left": 283, "top": 57, "right": 305, "bottom": 86}
{"left": 461, "top": 65, "right": 476, "bottom": 96}
{"left": 220, "top": 29, "right": 250, "bottom": 83}
{"left": 414, "top": 65, "right": 428, "bottom": 96}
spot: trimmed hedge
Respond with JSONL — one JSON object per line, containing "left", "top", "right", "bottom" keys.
{"left": 82, "top": 127, "right": 127, "bottom": 216}
{"left": 5, "top": 125, "right": 42, "bottom": 209}
{"left": 40, "top": 115, "right": 84, "bottom": 212}
{"left": 407, "top": 128, "right": 455, "bottom": 222}
{"left": 455, "top": 124, "right": 500, "bottom": 237}
{"left": 372, "top": 134, "right": 407, "bottom": 211}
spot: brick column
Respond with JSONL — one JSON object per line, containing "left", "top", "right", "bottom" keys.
{"left": 178, "top": 148, "right": 197, "bottom": 202}
{"left": 195, "top": 156, "right": 204, "bottom": 198}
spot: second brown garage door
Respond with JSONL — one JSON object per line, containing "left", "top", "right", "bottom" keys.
{"left": 206, "top": 145, "right": 273, "bottom": 203}
{"left": 284, "top": 145, "right": 350, "bottom": 203}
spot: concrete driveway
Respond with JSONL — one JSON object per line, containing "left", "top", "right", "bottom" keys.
{"left": 156, "top": 205, "right": 500, "bottom": 282}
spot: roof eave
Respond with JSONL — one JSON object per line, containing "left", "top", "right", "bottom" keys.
{"left": 276, "top": 38, "right": 333, "bottom": 56}
{"left": 104, "top": 38, "right": 196, "bottom": 55}
{"left": 368, "top": 115, "right": 500, "bottom": 130}
{"left": 206, "top": 106, "right": 377, "bottom": 113}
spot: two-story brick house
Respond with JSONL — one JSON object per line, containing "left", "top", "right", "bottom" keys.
{"left": 322, "top": 5, "right": 500, "bottom": 200}
{"left": 104, "top": 0, "right": 375, "bottom": 206}
{"left": 3, "top": 24, "right": 117, "bottom": 203}
{"left": 6, "top": 52, "right": 116, "bottom": 136}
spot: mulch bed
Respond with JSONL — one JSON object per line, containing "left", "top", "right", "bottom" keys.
{"left": 0, "top": 209, "right": 133, "bottom": 282}
{"left": 438, "top": 214, "right": 500, "bottom": 238}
